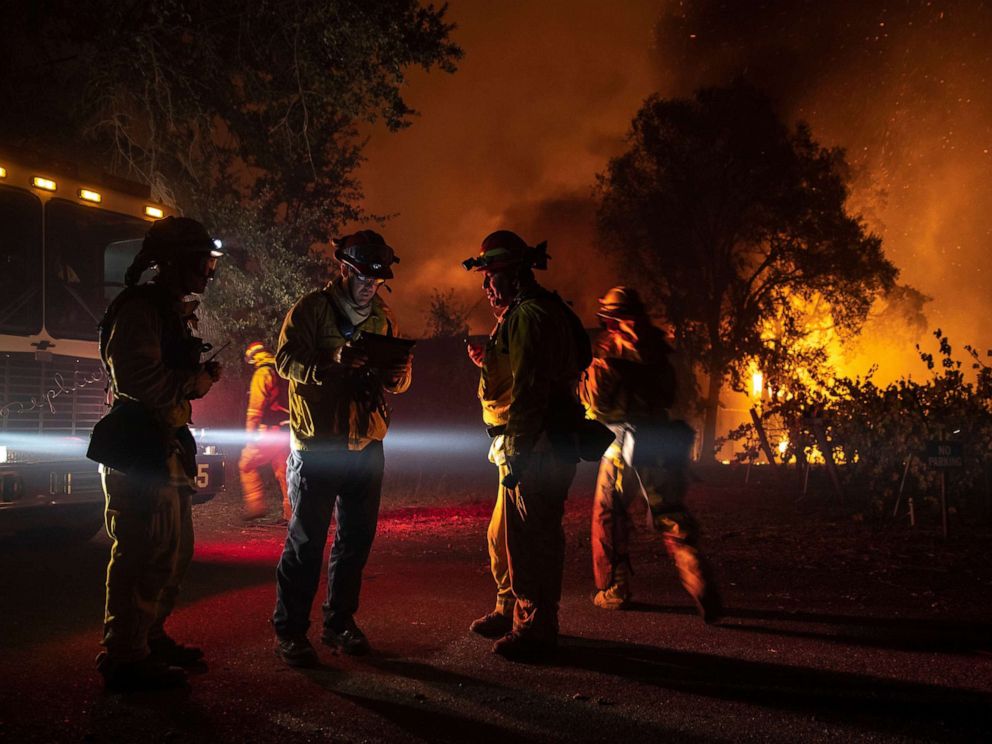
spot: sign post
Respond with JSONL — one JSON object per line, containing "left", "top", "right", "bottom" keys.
{"left": 926, "top": 440, "right": 962, "bottom": 538}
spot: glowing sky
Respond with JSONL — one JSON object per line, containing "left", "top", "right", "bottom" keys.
{"left": 353, "top": 1, "right": 991, "bottom": 370}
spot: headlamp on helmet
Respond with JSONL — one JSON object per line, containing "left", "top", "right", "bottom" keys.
{"left": 333, "top": 230, "right": 399, "bottom": 279}
{"left": 144, "top": 216, "right": 224, "bottom": 259}
{"left": 462, "top": 230, "right": 550, "bottom": 272}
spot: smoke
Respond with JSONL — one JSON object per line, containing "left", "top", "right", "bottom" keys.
{"left": 354, "top": 0, "right": 990, "bottom": 369}
{"left": 653, "top": 0, "right": 992, "bottom": 373}
{"left": 355, "top": 0, "right": 663, "bottom": 334}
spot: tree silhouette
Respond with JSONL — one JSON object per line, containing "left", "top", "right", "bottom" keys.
{"left": 424, "top": 289, "right": 470, "bottom": 339}
{"left": 596, "top": 81, "right": 899, "bottom": 460}
{"left": 1, "top": 1, "right": 461, "bottom": 365}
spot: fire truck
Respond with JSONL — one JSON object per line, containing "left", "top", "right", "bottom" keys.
{"left": 0, "top": 147, "right": 225, "bottom": 540}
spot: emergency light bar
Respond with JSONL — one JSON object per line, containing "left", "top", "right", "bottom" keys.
{"left": 78, "top": 188, "right": 102, "bottom": 203}
{"left": 145, "top": 205, "right": 164, "bottom": 219}
{"left": 32, "top": 176, "right": 57, "bottom": 191}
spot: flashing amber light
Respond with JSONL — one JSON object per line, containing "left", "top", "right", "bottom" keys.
{"left": 78, "top": 188, "right": 102, "bottom": 204}
{"left": 0, "top": 166, "right": 6, "bottom": 178}
{"left": 751, "top": 371, "right": 764, "bottom": 399}
{"left": 144, "top": 205, "right": 164, "bottom": 219}
{"left": 32, "top": 176, "right": 57, "bottom": 191}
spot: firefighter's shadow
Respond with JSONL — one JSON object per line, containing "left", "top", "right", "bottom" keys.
{"left": 556, "top": 636, "right": 992, "bottom": 739}
{"left": 629, "top": 602, "right": 992, "bottom": 654}
{"left": 302, "top": 656, "right": 688, "bottom": 743}
{"left": 0, "top": 536, "right": 277, "bottom": 647}
{"left": 303, "top": 659, "right": 542, "bottom": 743}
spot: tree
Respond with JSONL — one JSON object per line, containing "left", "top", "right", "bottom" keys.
{"left": 423, "top": 288, "right": 470, "bottom": 339}
{"left": 2, "top": 1, "right": 461, "bottom": 359}
{"left": 596, "top": 81, "right": 899, "bottom": 461}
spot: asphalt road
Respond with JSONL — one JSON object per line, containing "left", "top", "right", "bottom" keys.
{"left": 2, "top": 464, "right": 991, "bottom": 743}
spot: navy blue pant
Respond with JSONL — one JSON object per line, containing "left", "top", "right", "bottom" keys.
{"left": 273, "top": 443, "right": 384, "bottom": 638}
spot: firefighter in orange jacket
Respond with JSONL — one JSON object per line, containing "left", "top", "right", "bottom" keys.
{"left": 239, "top": 341, "right": 291, "bottom": 521}
{"left": 581, "top": 286, "right": 722, "bottom": 622}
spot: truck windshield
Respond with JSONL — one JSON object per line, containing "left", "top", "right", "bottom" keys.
{"left": 0, "top": 186, "right": 43, "bottom": 336}
{"left": 45, "top": 199, "right": 148, "bottom": 341}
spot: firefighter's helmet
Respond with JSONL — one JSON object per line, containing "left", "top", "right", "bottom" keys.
{"left": 244, "top": 341, "right": 268, "bottom": 363}
{"left": 462, "top": 230, "right": 550, "bottom": 272}
{"left": 144, "top": 216, "right": 223, "bottom": 258}
{"left": 597, "top": 286, "right": 646, "bottom": 320}
{"left": 333, "top": 230, "right": 399, "bottom": 279}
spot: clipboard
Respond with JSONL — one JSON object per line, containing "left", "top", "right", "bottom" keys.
{"left": 351, "top": 331, "right": 415, "bottom": 369}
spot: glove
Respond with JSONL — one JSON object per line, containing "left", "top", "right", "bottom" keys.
{"left": 333, "top": 343, "right": 368, "bottom": 369}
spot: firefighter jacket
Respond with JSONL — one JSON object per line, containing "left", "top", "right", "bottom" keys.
{"left": 276, "top": 279, "right": 411, "bottom": 451}
{"left": 479, "top": 285, "right": 589, "bottom": 460}
{"left": 88, "top": 283, "right": 203, "bottom": 482}
{"left": 245, "top": 352, "right": 289, "bottom": 432}
{"left": 581, "top": 322, "right": 677, "bottom": 427}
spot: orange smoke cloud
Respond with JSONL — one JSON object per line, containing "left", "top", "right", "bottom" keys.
{"left": 353, "top": 0, "right": 990, "bottom": 375}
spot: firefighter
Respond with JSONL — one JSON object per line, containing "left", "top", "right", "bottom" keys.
{"left": 580, "top": 286, "right": 722, "bottom": 622}
{"left": 239, "top": 341, "right": 291, "bottom": 522}
{"left": 463, "top": 230, "right": 589, "bottom": 661}
{"left": 272, "top": 230, "right": 412, "bottom": 667}
{"left": 88, "top": 216, "right": 223, "bottom": 690}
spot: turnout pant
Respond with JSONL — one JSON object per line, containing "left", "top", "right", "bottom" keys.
{"left": 102, "top": 471, "right": 182, "bottom": 662}
{"left": 239, "top": 430, "right": 291, "bottom": 519}
{"left": 498, "top": 451, "right": 576, "bottom": 641}
{"left": 591, "top": 453, "right": 717, "bottom": 610}
{"left": 273, "top": 443, "right": 384, "bottom": 638}
{"left": 485, "top": 476, "right": 514, "bottom": 617}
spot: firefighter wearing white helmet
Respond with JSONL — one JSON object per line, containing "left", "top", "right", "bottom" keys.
{"left": 580, "top": 286, "right": 723, "bottom": 622}
{"left": 239, "top": 341, "right": 291, "bottom": 521}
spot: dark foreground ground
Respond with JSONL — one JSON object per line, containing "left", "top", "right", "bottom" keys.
{"left": 2, "top": 459, "right": 991, "bottom": 744}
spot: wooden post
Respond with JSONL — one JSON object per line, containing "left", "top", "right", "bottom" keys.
{"left": 792, "top": 419, "right": 807, "bottom": 497}
{"left": 810, "top": 419, "right": 843, "bottom": 504}
{"left": 749, "top": 407, "right": 777, "bottom": 467}
{"left": 892, "top": 456, "right": 913, "bottom": 519}
{"left": 940, "top": 470, "right": 948, "bottom": 539}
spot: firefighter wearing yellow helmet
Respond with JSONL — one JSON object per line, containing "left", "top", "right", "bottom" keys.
{"left": 580, "top": 286, "right": 723, "bottom": 622}
{"left": 464, "top": 230, "right": 591, "bottom": 661}
{"left": 239, "top": 341, "right": 291, "bottom": 521}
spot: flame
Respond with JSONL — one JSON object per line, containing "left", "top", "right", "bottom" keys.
{"left": 751, "top": 370, "right": 764, "bottom": 399}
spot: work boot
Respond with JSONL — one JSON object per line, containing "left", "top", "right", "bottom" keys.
{"left": 274, "top": 636, "right": 319, "bottom": 668}
{"left": 695, "top": 584, "right": 725, "bottom": 625}
{"left": 469, "top": 611, "right": 513, "bottom": 639}
{"left": 592, "top": 583, "right": 631, "bottom": 610}
{"left": 148, "top": 633, "right": 205, "bottom": 667}
{"left": 321, "top": 619, "right": 371, "bottom": 656}
{"left": 491, "top": 631, "right": 557, "bottom": 663}
{"left": 96, "top": 652, "right": 187, "bottom": 691}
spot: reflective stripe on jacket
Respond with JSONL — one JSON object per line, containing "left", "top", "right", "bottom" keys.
{"left": 245, "top": 355, "right": 289, "bottom": 432}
